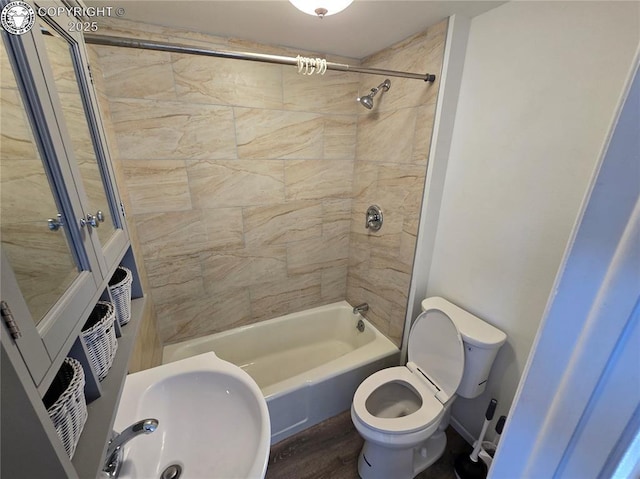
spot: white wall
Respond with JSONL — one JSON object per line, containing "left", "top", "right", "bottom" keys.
{"left": 424, "top": 1, "right": 639, "bottom": 440}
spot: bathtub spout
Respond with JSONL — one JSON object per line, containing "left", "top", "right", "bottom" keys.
{"left": 353, "top": 303, "right": 369, "bottom": 315}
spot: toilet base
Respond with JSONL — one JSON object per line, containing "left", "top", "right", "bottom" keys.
{"left": 357, "top": 430, "right": 447, "bottom": 479}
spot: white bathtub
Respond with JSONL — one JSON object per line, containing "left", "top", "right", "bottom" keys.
{"left": 162, "top": 301, "right": 400, "bottom": 443}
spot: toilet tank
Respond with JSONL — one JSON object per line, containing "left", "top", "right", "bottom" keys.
{"left": 421, "top": 297, "right": 507, "bottom": 399}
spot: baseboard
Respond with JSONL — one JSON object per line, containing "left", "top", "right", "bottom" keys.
{"left": 451, "top": 416, "right": 475, "bottom": 445}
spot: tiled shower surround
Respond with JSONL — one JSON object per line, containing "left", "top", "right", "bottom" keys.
{"left": 91, "top": 18, "right": 447, "bottom": 346}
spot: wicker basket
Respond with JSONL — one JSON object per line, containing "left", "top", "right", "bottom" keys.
{"left": 108, "top": 266, "right": 132, "bottom": 326}
{"left": 81, "top": 301, "right": 118, "bottom": 380}
{"left": 42, "top": 358, "right": 88, "bottom": 459}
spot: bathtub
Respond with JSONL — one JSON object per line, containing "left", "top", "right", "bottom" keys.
{"left": 162, "top": 301, "right": 400, "bottom": 443}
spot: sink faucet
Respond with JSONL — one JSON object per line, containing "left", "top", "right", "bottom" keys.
{"left": 353, "top": 303, "right": 369, "bottom": 314}
{"left": 103, "top": 418, "right": 159, "bottom": 478}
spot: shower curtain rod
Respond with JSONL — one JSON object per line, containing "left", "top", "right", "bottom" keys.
{"left": 83, "top": 33, "right": 437, "bottom": 82}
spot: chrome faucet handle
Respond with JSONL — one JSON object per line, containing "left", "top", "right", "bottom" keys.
{"left": 103, "top": 418, "right": 158, "bottom": 479}
{"left": 365, "top": 205, "right": 383, "bottom": 231}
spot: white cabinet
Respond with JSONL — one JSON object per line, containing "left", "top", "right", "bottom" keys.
{"left": 1, "top": 6, "right": 129, "bottom": 388}
{"left": 1, "top": 4, "right": 147, "bottom": 478}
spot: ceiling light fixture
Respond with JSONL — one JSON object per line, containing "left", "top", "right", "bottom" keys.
{"left": 288, "top": 0, "right": 354, "bottom": 18}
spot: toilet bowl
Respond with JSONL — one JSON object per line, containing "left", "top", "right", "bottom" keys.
{"left": 351, "top": 297, "right": 506, "bottom": 479}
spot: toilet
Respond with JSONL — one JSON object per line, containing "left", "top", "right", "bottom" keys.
{"left": 351, "top": 297, "right": 507, "bottom": 479}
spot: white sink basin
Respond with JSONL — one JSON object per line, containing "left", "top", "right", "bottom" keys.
{"left": 113, "top": 352, "right": 270, "bottom": 479}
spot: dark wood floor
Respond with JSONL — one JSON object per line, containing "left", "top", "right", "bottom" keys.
{"left": 266, "top": 411, "right": 470, "bottom": 479}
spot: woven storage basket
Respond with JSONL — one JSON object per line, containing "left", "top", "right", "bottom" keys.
{"left": 81, "top": 301, "right": 118, "bottom": 381}
{"left": 42, "top": 358, "right": 88, "bottom": 459}
{"left": 108, "top": 266, "right": 132, "bottom": 326}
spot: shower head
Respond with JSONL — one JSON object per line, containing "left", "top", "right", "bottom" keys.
{"left": 357, "top": 79, "right": 391, "bottom": 109}
{"left": 358, "top": 94, "right": 374, "bottom": 109}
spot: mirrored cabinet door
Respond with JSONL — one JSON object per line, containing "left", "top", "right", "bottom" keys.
{"left": 0, "top": 8, "right": 128, "bottom": 384}
{"left": 35, "top": 13, "right": 129, "bottom": 273}
{"left": 0, "top": 43, "right": 79, "bottom": 325}
{"left": 39, "top": 19, "right": 117, "bottom": 249}
{"left": 0, "top": 34, "right": 101, "bottom": 384}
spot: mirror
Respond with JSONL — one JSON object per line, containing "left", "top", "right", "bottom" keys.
{"left": 0, "top": 40, "right": 79, "bottom": 324}
{"left": 39, "top": 21, "right": 117, "bottom": 247}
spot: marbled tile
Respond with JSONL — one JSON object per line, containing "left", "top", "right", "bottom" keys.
{"left": 243, "top": 201, "right": 322, "bottom": 247}
{"left": 187, "top": 160, "right": 285, "bottom": 208}
{"left": 173, "top": 54, "right": 283, "bottom": 109}
{"left": 0, "top": 89, "right": 39, "bottom": 160}
{"left": 94, "top": 17, "right": 171, "bottom": 42}
{"left": 356, "top": 108, "right": 417, "bottom": 163}
{"left": 0, "top": 44, "right": 16, "bottom": 89}
{"left": 376, "top": 163, "right": 427, "bottom": 211}
{"left": 388, "top": 304, "right": 406, "bottom": 348}
{"left": 399, "top": 229, "right": 418, "bottom": 270}
{"left": 285, "top": 160, "right": 353, "bottom": 201}
{"left": 128, "top": 301, "right": 162, "bottom": 372}
{"left": 158, "top": 287, "right": 252, "bottom": 343}
{"left": 350, "top": 161, "right": 378, "bottom": 212}
{"left": 249, "top": 273, "right": 322, "bottom": 323}
{"left": 159, "top": 27, "right": 234, "bottom": 52}
{"left": 287, "top": 225, "right": 349, "bottom": 275}
{"left": 361, "top": 20, "right": 447, "bottom": 112}
{"left": 201, "top": 207, "right": 245, "bottom": 251}
{"left": 201, "top": 245, "right": 288, "bottom": 292}
{"left": 402, "top": 194, "right": 423, "bottom": 236}
{"left": 283, "top": 69, "right": 360, "bottom": 115}
{"left": 347, "top": 232, "right": 371, "bottom": 277}
{"left": 324, "top": 115, "right": 357, "bottom": 160}
{"left": 41, "top": 30, "right": 78, "bottom": 94}
{"left": 412, "top": 103, "right": 437, "bottom": 165}
{"left": 322, "top": 199, "right": 351, "bottom": 250}
{"left": 346, "top": 273, "right": 392, "bottom": 336}
{"left": 321, "top": 265, "right": 348, "bottom": 302}
{"left": 122, "top": 160, "right": 191, "bottom": 214}
{"left": 235, "top": 108, "right": 323, "bottom": 159}
{"left": 323, "top": 198, "right": 352, "bottom": 224}
{"left": 94, "top": 46, "right": 176, "bottom": 100}
{"left": 134, "top": 209, "right": 207, "bottom": 260}
{"left": 2, "top": 223, "right": 77, "bottom": 321}
{"left": 369, "top": 248, "right": 412, "bottom": 308}
{"left": 56, "top": 92, "right": 104, "bottom": 199}
{"left": 0, "top": 160, "right": 60, "bottom": 222}
{"left": 109, "top": 99, "right": 236, "bottom": 160}
{"left": 145, "top": 253, "right": 204, "bottom": 307}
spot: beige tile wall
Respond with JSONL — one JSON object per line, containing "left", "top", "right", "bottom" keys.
{"left": 91, "top": 20, "right": 360, "bottom": 344}
{"left": 87, "top": 45, "right": 164, "bottom": 371}
{"left": 346, "top": 20, "right": 448, "bottom": 347}
{"left": 91, "top": 18, "right": 447, "bottom": 349}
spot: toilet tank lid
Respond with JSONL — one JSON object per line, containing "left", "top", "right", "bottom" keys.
{"left": 421, "top": 297, "right": 507, "bottom": 349}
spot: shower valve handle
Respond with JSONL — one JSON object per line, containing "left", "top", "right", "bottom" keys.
{"left": 365, "top": 205, "right": 383, "bottom": 231}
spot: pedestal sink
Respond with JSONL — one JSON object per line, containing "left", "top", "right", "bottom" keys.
{"left": 112, "top": 352, "right": 270, "bottom": 479}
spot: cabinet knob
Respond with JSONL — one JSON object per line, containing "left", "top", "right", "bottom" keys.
{"left": 47, "top": 214, "right": 64, "bottom": 231}
{"left": 80, "top": 211, "right": 105, "bottom": 229}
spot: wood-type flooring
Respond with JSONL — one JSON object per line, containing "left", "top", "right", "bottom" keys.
{"left": 265, "top": 411, "right": 471, "bottom": 479}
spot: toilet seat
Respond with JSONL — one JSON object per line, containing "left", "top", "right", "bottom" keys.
{"left": 407, "top": 308, "right": 464, "bottom": 403}
{"left": 352, "top": 366, "right": 444, "bottom": 435}
{"left": 352, "top": 307, "right": 465, "bottom": 437}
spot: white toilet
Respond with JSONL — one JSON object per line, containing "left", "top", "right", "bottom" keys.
{"left": 351, "top": 297, "right": 507, "bottom": 479}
